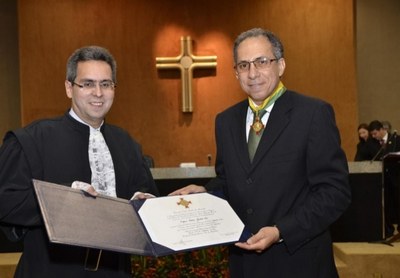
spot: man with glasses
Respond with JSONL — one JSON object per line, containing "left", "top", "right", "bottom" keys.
{"left": 0, "top": 46, "right": 158, "bottom": 277}
{"left": 170, "top": 28, "right": 351, "bottom": 277}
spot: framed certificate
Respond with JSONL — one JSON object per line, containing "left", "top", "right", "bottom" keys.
{"left": 33, "top": 179, "right": 247, "bottom": 257}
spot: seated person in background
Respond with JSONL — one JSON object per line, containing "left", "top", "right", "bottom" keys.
{"left": 354, "top": 123, "right": 375, "bottom": 161}
{"left": 369, "top": 120, "right": 400, "bottom": 160}
{"left": 369, "top": 120, "right": 400, "bottom": 237}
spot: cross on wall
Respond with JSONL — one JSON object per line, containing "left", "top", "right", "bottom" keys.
{"left": 156, "top": 36, "right": 217, "bottom": 113}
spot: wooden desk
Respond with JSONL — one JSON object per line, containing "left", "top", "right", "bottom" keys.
{"left": 151, "top": 166, "right": 215, "bottom": 196}
{"left": 151, "top": 162, "right": 384, "bottom": 242}
{"left": 332, "top": 161, "right": 384, "bottom": 242}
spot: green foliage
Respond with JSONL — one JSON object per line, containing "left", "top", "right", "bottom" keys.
{"left": 131, "top": 246, "right": 229, "bottom": 277}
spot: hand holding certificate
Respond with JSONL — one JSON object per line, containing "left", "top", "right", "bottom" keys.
{"left": 33, "top": 180, "right": 246, "bottom": 256}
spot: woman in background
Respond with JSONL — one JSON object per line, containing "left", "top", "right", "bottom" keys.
{"left": 354, "top": 123, "right": 374, "bottom": 161}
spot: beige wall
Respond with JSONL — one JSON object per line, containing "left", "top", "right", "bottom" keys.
{"left": 0, "top": 0, "right": 20, "bottom": 138}
{"left": 357, "top": 0, "right": 400, "bottom": 134}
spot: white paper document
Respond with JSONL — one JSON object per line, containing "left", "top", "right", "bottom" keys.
{"left": 138, "top": 193, "right": 244, "bottom": 251}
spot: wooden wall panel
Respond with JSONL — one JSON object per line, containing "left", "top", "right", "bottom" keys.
{"left": 0, "top": 1, "right": 20, "bottom": 138}
{"left": 18, "top": 0, "right": 357, "bottom": 166}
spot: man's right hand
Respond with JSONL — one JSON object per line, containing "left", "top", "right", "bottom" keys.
{"left": 71, "top": 181, "right": 98, "bottom": 197}
{"left": 168, "top": 184, "right": 206, "bottom": 196}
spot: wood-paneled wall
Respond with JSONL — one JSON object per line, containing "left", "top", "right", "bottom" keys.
{"left": 18, "top": 0, "right": 357, "bottom": 167}
{"left": 0, "top": 1, "right": 20, "bottom": 139}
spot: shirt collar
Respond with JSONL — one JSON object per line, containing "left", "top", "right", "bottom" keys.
{"left": 383, "top": 132, "right": 388, "bottom": 142}
{"left": 69, "top": 108, "right": 103, "bottom": 131}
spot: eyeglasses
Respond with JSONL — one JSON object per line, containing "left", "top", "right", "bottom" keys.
{"left": 235, "top": 57, "right": 278, "bottom": 73}
{"left": 72, "top": 80, "right": 116, "bottom": 91}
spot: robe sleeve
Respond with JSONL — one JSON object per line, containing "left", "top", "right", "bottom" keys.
{"left": 0, "top": 134, "right": 43, "bottom": 228}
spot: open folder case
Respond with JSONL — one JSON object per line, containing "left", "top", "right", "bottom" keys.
{"left": 33, "top": 179, "right": 248, "bottom": 257}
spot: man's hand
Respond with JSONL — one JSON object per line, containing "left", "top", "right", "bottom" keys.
{"left": 71, "top": 181, "right": 98, "bottom": 197}
{"left": 130, "top": 192, "right": 155, "bottom": 200}
{"left": 168, "top": 184, "right": 206, "bottom": 196}
{"left": 235, "top": 226, "right": 281, "bottom": 253}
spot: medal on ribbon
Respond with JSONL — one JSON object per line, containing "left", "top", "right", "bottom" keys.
{"left": 251, "top": 113, "right": 265, "bottom": 135}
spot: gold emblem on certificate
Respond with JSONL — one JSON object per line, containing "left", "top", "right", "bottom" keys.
{"left": 177, "top": 197, "right": 192, "bottom": 208}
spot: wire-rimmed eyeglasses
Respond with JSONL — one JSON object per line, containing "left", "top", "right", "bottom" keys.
{"left": 72, "top": 80, "right": 116, "bottom": 91}
{"left": 234, "top": 57, "right": 278, "bottom": 73}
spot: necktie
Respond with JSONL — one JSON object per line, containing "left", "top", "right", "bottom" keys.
{"left": 248, "top": 109, "right": 267, "bottom": 163}
{"left": 88, "top": 129, "right": 116, "bottom": 196}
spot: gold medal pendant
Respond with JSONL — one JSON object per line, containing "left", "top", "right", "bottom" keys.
{"left": 251, "top": 116, "right": 264, "bottom": 135}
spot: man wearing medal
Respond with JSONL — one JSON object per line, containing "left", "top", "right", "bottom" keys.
{"left": 170, "top": 28, "right": 351, "bottom": 278}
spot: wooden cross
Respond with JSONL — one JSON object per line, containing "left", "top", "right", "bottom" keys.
{"left": 156, "top": 36, "right": 217, "bottom": 113}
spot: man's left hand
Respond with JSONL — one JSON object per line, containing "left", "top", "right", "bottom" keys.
{"left": 235, "top": 226, "right": 281, "bottom": 253}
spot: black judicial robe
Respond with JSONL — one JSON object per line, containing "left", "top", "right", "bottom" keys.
{"left": 0, "top": 112, "right": 158, "bottom": 278}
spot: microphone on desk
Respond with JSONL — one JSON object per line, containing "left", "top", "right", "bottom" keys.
{"left": 392, "top": 130, "right": 397, "bottom": 151}
{"left": 207, "top": 154, "right": 212, "bottom": 166}
{"left": 370, "top": 144, "right": 385, "bottom": 163}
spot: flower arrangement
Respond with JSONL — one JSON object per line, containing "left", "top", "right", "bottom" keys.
{"left": 131, "top": 246, "right": 229, "bottom": 277}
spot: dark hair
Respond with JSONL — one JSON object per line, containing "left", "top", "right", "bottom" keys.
{"left": 66, "top": 46, "right": 117, "bottom": 83}
{"left": 233, "top": 28, "right": 284, "bottom": 64}
{"left": 358, "top": 123, "right": 369, "bottom": 131}
{"left": 357, "top": 123, "right": 369, "bottom": 142}
{"left": 368, "top": 120, "right": 383, "bottom": 132}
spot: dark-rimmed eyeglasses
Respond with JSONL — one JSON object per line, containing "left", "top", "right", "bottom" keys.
{"left": 234, "top": 57, "right": 278, "bottom": 73}
{"left": 72, "top": 80, "right": 116, "bottom": 91}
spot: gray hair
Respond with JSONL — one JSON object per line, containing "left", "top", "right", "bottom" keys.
{"left": 233, "top": 28, "right": 284, "bottom": 63}
{"left": 66, "top": 46, "right": 117, "bottom": 83}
